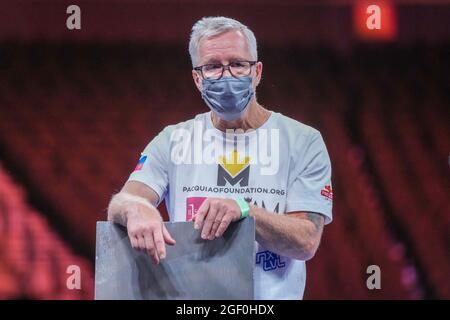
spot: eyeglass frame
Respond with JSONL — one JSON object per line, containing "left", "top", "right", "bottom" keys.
{"left": 193, "top": 60, "right": 257, "bottom": 80}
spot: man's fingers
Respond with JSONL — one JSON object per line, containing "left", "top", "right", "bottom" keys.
{"left": 137, "top": 235, "right": 146, "bottom": 251}
{"left": 129, "top": 234, "right": 139, "bottom": 249}
{"left": 143, "top": 232, "right": 159, "bottom": 264}
{"left": 153, "top": 228, "right": 166, "bottom": 261}
{"left": 194, "top": 199, "right": 210, "bottom": 230}
{"left": 201, "top": 202, "right": 219, "bottom": 240}
{"left": 163, "top": 225, "right": 176, "bottom": 245}
{"left": 209, "top": 208, "right": 225, "bottom": 240}
{"left": 215, "top": 216, "right": 232, "bottom": 238}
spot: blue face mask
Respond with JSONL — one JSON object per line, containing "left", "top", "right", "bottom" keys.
{"left": 201, "top": 76, "right": 254, "bottom": 121}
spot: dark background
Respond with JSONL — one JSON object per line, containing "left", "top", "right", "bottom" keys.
{"left": 0, "top": 0, "right": 448, "bottom": 299}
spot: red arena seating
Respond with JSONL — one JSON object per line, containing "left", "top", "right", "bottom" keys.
{"left": 0, "top": 43, "right": 448, "bottom": 299}
{"left": 0, "top": 164, "right": 94, "bottom": 299}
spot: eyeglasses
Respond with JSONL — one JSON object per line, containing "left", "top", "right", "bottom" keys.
{"left": 194, "top": 60, "right": 257, "bottom": 80}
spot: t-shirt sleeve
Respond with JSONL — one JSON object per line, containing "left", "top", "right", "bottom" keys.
{"left": 127, "top": 128, "right": 170, "bottom": 205}
{"left": 285, "top": 129, "right": 333, "bottom": 224}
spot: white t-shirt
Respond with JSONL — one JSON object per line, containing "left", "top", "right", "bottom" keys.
{"left": 127, "top": 111, "right": 333, "bottom": 300}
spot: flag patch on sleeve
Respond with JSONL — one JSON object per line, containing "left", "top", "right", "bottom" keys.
{"left": 134, "top": 155, "right": 147, "bottom": 171}
{"left": 321, "top": 185, "right": 333, "bottom": 201}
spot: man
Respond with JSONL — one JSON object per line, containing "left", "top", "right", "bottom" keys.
{"left": 107, "top": 16, "right": 333, "bottom": 299}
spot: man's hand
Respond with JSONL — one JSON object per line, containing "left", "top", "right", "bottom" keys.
{"left": 126, "top": 203, "right": 176, "bottom": 264}
{"left": 192, "top": 198, "right": 242, "bottom": 240}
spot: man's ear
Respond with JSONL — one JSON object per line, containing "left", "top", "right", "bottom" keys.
{"left": 192, "top": 69, "right": 202, "bottom": 92}
{"left": 254, "top": 61, "right": 263, "bottom": 87}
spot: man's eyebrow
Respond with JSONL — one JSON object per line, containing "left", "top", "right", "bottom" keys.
{"left": 202, "top": 58, "right": 221, "bottom": 65}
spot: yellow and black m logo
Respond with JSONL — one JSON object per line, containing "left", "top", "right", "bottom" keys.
{"left": 217, "top": 150, "right": 250, "bottom": 187}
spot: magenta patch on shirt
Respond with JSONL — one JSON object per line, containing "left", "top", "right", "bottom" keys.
{"left": 186, "top": 196, "right": 207, "bottom": 222}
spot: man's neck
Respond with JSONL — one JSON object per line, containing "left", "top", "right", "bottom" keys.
{"left": 211, "top": 100, "right": 271, "bottom": 132}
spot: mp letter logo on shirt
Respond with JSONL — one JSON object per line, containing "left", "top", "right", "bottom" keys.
{"left": 217, "top": 150, "right": 250, "bottom": 187}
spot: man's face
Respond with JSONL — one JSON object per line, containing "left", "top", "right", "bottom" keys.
{"left": 192, "top": 30, "right": 262, "bottom": 92}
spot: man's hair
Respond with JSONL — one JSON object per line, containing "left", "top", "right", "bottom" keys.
{"left": 188, "top": 16, "right": 258, "bottom": 67}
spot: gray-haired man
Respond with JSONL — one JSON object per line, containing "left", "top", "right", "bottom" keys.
{"left": 108, "top": 16, "right": 333, "bottom": 299}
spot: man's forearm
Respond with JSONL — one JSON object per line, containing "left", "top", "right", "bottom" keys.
{"left": 249, "top": 205, "right": 324, "bottom": 261}
{"left": 107, "top": 193, "right": 130, "bottom": 226}
{"left": 107, "top": 192, "right": 156, "bottom": 227}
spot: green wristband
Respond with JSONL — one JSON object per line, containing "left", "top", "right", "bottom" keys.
{"left": 235, "top": 198, "right": 250, "bottom": 220}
